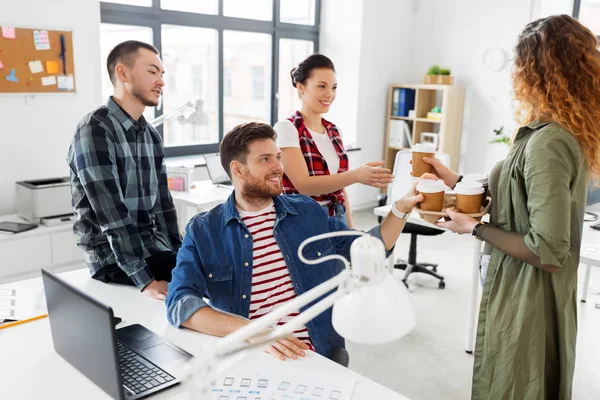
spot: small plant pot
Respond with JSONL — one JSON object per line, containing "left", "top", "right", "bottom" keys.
{"left": 423, "top": 75, "right": 454, "bottom": 85}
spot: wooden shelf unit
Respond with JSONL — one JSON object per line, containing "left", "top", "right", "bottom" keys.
{"left": 383, "top": 83, "right": 465, "bottom": 172}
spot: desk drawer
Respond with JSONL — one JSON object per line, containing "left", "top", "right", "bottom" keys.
{"left": 0, "top": 235, "right": 52, "bottom": 279}
{"left": 50, "top": 231, "right": 84, "bottom": 266}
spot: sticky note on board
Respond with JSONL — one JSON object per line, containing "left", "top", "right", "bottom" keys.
{"left": 45, "top": 61, "right": 59, "bottom": 74}
{"left": 28, "top": 60, "right": 44, "bottom": 74}
{"left": 57, "top": 74, "right": 74, "bottom": 90}
{"left": 0, "top": 60, "right": 3, "bottom": 69}
{"left": 41, "top": 76, "right": 57, "bottom": 86}
{"left": 1, "top": 26, "right": 16, "bottom": 39}
{"left": 5, "top": 69, "right": 18, "bottom": 83}
{"left": 33, "top": 30, "right": 50, "bottom": 51}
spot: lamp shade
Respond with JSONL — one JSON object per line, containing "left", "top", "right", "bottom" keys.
{"left": 331, "top": 235, "right": 416, "bottom": 344}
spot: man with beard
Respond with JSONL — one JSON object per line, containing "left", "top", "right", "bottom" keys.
{"left": 166, "top": 122, "right": 431, "bottom": 363}
{"left": 67, "top": 41, "right": 181, "bottom": 300}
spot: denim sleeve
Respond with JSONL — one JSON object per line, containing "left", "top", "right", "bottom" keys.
{"left": 73, "top": 124, "right": 153, "bottom": 288}
{"left": 329, "top": 217, "right": 394, "bottom": 260}
{"left": 166, "top": 221, "right": 210, "bottom": 327}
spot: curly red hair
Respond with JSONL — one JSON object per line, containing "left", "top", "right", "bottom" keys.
{"left": 513, "top": 14, "right": 600, "bottom": 180}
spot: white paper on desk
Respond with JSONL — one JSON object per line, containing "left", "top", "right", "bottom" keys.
{"left": 0, "top": 287, "right": 35, "bottom": 321}
{"left": 209, "top": 364, "right": 356, "bottom": 400}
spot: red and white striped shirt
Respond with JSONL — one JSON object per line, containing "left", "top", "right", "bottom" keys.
{"left": 238, "top": 203, "right": 313, "bottom": 349}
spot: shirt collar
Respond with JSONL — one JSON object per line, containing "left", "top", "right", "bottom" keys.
{"left": 292, "top": 110, "right": 337, "bottom": 131}
{"left": 525, "top": 120, "right": 552, "bottom": 130}
{"left": 106, "top": 96, "right": 148, "bottom": 132}
{"left": 223, "top": 192, "right": 299, "bottom": 225}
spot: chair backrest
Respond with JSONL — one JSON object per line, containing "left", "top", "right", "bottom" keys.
{"left": 387, "top": 150, "right": 451, "bottom": 204}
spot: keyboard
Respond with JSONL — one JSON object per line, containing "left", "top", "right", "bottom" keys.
{"left": 118, "top": 342, "right": 175, "bottom": 396}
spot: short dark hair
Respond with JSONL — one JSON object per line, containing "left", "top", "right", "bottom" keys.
{"left": 220, "top": 122, "right": 278, "bottom": 178}
{"left": 290, "top": 53, "right": 335, "bottom": 88}
{"left": 106, "top": 40, "right": 159, "bottom": 85}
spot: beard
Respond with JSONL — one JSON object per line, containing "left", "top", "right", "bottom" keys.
{"left": 241, "top": 171, "right": 283, "bottom": 199}
{"left": 131, "top": 81, "right": 159, "bottom": 107}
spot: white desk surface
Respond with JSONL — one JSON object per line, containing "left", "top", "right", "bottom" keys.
{"left": 170, "top": 180, "right": 232, "bottom": 210}
{"left": 0, "top": 268, "right": 408, "bottom": 400}
{"left": 0, "top": 214, "right": 73, "bottom": 243}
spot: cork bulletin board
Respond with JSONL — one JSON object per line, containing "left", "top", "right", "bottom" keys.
{"left": 0, "top": 25, "right": 76, "bottom": 93}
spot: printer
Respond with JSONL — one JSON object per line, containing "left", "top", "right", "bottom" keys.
{"left": 16, "top": 177, "right": 74, "bottom": 225}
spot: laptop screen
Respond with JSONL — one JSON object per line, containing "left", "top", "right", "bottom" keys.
{"left": 205, "top": 153, "right": 230, "bottom": 184}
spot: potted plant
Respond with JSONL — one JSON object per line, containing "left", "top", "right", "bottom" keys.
{"left": 424, "top": 65, "right": 454, "bottom": 85}
{"left": 489, "top": 126, "right": 510, "bottom": 145}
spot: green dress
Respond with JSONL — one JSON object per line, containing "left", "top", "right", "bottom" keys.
{"left": 473, "top": 121, "right": 588, "bottom": 399}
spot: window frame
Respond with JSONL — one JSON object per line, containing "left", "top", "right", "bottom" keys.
{"left": 573, "top": 0, "right": 600, "bottom": 39}
{"left": 100, "top": 0, "right": 320, "bottom": 157}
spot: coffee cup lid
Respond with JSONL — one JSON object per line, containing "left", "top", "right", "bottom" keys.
{"left": 417, "top": 179, "right": 445, "bottom": 193}
{"left": 462, "top": 173, "right": 488, "bottom": 184}
{"left": 455, "top": 181, "right": 484, "bottom": 195}
{"left": 412, "top": 143, "right": 436, "bottom": 153}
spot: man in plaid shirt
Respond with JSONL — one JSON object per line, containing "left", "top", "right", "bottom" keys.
{"left": 67, "top": 41, "right": 181, "bottom": 300}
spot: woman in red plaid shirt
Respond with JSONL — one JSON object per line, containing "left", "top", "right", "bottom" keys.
{"left": 274, "top": 54, "right": 393, "bottom": 228}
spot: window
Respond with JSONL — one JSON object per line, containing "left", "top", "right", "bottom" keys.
{"left": 224, "top": 0, "right": 272, "bottom": 21}
{"left": 161, "top": 25, "right": 218, "bottom": 147}
{"left": 252, "top": 66, "right": 265, "bottom": 101}
{"left": 574, "top": 0, "right": 600, "bottom": 36}
{"left": 100, "top": 0, "right": 320, "bottom": 157}
{"left": 223, "top": 66, "right": 232, "bottom": 98}
{"left": 223, "top": 31, "right": 271, "bottom": 133}
{"left": 277, "top": 38, "right": 314, "bottom": 121}
{"left": 280, "top": 0, "right": 316, "bottom": 25}
{"left": 161, "top": 0, "right": 218, "bottom": 14}
{"left": 99, "top": 23, "right": 154, "bottom": 122}
{"left": 192, "top": 65, "right": 203, "bottom": 97}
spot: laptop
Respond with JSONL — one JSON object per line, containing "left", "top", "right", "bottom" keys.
{"left": 42, "top": 268, "right": 193, "bottom": 399}
{"left": 205, "top": 153, "right": 233, "bottom": 189}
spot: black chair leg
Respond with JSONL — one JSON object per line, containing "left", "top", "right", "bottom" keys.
{"left": 394, "top": 262, "right": 445, "bottom": 288}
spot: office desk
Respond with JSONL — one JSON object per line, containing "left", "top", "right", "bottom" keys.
{"left": 578, "top": 217, "right": 600, "bottom": 303}
{"left": 170, "top": 180, "right": 232, "bottom": 230}
{"left": 0, "top": 268, "right": 408, "bottom": 400}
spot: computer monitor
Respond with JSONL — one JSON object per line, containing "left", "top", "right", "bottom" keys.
{"left": 205, "top": 153, "right": 232, "bottom": 187}
{"left": 585, "top": 181, "right": 600, "bottom": 222}
{"left": 587, "top": 181, "right": 600, "bottom": 207}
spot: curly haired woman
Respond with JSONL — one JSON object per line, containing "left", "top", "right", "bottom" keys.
{"left": 421, "top": 15, "right": 600, "bottom": 399}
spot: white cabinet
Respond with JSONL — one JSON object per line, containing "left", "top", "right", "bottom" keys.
{"left": 0, "top": 215, "right": 84, "bottom": 282}
{"left": 0, "top": 235, "right": 52, "bottom": 279}
{"left": 50, "top": 230, "right": 83, "bottom": 266}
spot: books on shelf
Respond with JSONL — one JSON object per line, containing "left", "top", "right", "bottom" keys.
{"left": 391, "top": 88, "right": 416, "bottom": 117}
{"left": 389, "top": 120, "right": 412, "bottom": 149}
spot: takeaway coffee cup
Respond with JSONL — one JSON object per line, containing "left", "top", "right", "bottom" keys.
{"left": 412, "top": 143, "right": 436, "bottom": 177}
{"left": 455, "top": 181, "right": 485, "bottom": 214}
{"left": 416, "top": 179, "right": 446, "bottom": 212}
{"left": 462, "top": 172, "right": 489, "bottom": 202}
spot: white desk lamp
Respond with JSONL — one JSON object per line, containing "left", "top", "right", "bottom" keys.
{"left": 150, "top": 99, "right": 207, "bottom": 128}
{"left": 181, "top": 231, "right": 416, "bottom": 397}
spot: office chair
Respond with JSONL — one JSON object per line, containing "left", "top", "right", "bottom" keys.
{"left": 379, "top": 150, "right": 448, "bottom": 289}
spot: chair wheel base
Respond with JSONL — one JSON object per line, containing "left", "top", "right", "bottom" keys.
{"left": 438, "top": 280, "right": 446, "bottom": 289}
{"left": 465, "top": 350, "right": 473, "bottom": 355}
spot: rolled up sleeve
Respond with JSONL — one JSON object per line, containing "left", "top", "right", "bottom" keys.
{"left": 523, "top": 132, "right": 577, "bottom": 268}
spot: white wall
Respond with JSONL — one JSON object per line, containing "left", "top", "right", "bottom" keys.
{"left": 321, "top": 0, "right": 578, "bottom": 211}
{"left": 409, "top": 0, "right": 575, "bottom": 175}
{"left": 320, "top": 0, "right": 417, "bottom": 209}
{"left": 0, "top": 0, "right": 101, "bottom": 216}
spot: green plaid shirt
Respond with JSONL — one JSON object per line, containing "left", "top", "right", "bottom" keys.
{"left": 67, "top": 97, "right": 182, "bottom": 287}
